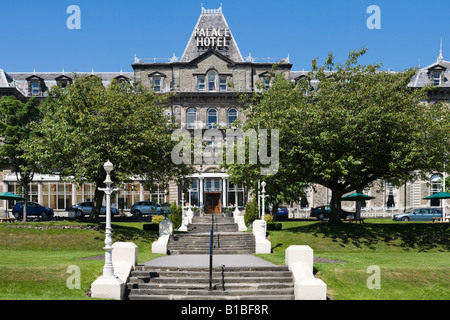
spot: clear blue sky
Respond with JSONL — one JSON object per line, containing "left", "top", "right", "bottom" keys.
{"left": 0, "top": 0, "right": 448, "bottom": 72}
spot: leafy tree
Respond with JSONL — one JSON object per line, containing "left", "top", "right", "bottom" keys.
{"left": 25, "top": 75, "right": 192, "bottom": 221}
{"left": 224, "top": 68, "right": 309, "bottom": 220}
{"left": 233, "top": 49, "right": 445, "bottom": 222}
{"left": 0, "top": 96, "right": 40, "bottom": 221}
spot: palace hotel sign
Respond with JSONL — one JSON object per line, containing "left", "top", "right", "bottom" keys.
{"left": 195, "top": 27, "right": 231, "bottom": 49}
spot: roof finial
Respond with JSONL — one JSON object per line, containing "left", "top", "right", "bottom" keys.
{"left": 437, "top": 37, "right": 444, "bottom": 62}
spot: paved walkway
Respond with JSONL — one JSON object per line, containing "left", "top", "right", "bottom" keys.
{"left": 144, "top": 255, "right": 277, "bottom": 268}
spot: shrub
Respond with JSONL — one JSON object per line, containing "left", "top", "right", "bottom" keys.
{"left": 168, "top": 201, "right": 182, "bottom": 229}
{"left": 151, "top": 215, "right": 165, "bottom": 224}
{"left": 267, "top": 222, "right": 282, "bottom": 231}
{"left": 265, "top": 214, "right": 273, "bottom": 223}
{"left": 142, "top": 224, "right": 159, "bottom": 231}
{"left": 244, "top": 200, "right": 258, "bottom": 226}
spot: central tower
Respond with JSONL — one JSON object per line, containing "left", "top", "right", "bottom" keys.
{"left": 181, "top": 4, "right": 243, "bottom": 63}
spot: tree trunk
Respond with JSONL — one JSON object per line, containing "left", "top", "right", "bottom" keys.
{"left": 329, "top": 189, "right": 343, "bottom": 223}
{"left": 21, "top": 181, "right": 29, "bottom": 223}
{"left": 355, "top": 187, "right": 364, "bottom": 219}
{"left": 272, "top": 203, "right": 279, "bottom": 221}
{"left": 90, "top": 181, "right": 104, "bottom": 222}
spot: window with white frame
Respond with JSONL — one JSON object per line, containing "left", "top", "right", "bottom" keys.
{"left": 228, "top": 108, "right": 238, "bottom": 128}
{"left": 198, "top": 76, "right": 206, "bottom": 91}
{"left": 207, "top": 108, "right": 218, "bottom": 129}
{"left": 432, "top": 71, "right": 442, "bottom": 86}
{"left": 219, "top": 76, "right": 227, "bottom": 91}
{"left": 262, "top": 77, "right": 271, "bottom": 90}
{"left": 30, "top": 82, "right": 40, "bottom": 96}
{"left": 152, "top": 77, "right": 162, "bottom": 92}
{"left": 208, "top": 72, "right": 217, "bottom": 91}
{"left": 186, "top": 108, "right": 197, "bottom": 129}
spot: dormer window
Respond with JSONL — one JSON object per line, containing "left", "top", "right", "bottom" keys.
{"left": 432, "top": 71, "right": 442, "bottom": 86}
{"left": 259, "top": 72, "right": 273, "bottom": 90}
{"left": 152, "top": 77, "right": 162, "bottom": 92}
{"left": 148, "top": 72, "right": 166, "bottom": 92}
{"left": 113, "top": 75, "right": 129, "bottom": 85}
{"left": 26, "top": 75, "right": 44, "bottom": 97}
{"left": 55, "top": 75, "right": 72, "bottom": 89}
{"left": 31, "top": 82, "right": 40, "bottom": 95}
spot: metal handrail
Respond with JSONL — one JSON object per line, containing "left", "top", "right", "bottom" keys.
{"left": 208, "top": 211, "right": 214, "bottom": 291}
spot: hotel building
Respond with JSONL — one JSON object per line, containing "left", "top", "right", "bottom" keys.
{"left": 0, "top": 6, "right": 448, "bottom": 217}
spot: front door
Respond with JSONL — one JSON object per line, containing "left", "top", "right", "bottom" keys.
{"left": 205, "top": 192, "right": 222, "bottom": 214}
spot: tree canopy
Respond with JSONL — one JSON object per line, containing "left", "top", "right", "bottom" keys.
{"left": 228, "top": 49, "right": 446, "bottom": 222}
{"left": 0, "top": 96, "right": 40, "bottom": 221}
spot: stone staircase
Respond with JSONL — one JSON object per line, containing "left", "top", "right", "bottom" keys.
{"left": 126, "top": 265, "right": 295, "bottom": 300}
{"left": 167, "top": 216, "right": 255, "bottom": 255}
{"left": 125, "top": 215, "right": 295, "bottom": 300}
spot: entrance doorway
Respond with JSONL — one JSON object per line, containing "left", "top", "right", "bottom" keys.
{"left": 205, "top": 192, "right": 222, "bottom": 214}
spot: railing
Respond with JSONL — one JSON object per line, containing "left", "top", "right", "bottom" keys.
{"left": 208, "top": 212, "right": 225, "bottom": 291}
{"left": 209, "top": 211, "right": 215, "bottom": 291}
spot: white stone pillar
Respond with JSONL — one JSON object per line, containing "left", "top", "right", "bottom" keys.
{"left": 222, "top": 177, "right": 227, "bottom": 209}
{"left": 38, "top": 181, "right": 43, "bottom": 205}
{"left": 199, "top": 177, "right": 204, "bottom": 210}
{"left": 285, "top": 246, "right": 327, "bottom": 300}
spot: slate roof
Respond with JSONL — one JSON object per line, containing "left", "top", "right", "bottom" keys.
{"left": 181, "top": 6, "right": 243, "bottom": 63}
{"left": 409, "top": 59, "right": 450, "bottom": 88}
{"left": 0, "top": 71, "right": 134, "bottom": 97}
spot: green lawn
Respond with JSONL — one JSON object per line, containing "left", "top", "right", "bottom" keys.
{"left": 0, "top": 219, "right": 448, "bottom": 300}
{"left": 0, "top": 221, "right": 162, "bottom": 300}
{"left": 258, "top": 219, "right": 449, "bottom": 300}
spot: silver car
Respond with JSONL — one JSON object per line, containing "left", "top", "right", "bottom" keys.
{"left": 68, "top": 201, "right": 119, "bottom": 218}
{"left": 130, "top": 201, "right": 162, "bottom": 218}
{"left": 393, "top": 208, "right": 442, "bottom": 222}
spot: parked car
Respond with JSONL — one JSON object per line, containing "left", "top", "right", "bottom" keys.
{"left": 277, "top": 207, "right": 289, "bottom": 220}
{"left": 12, "top": 202, "right": 54, "bottom": 221}
{"left": 130, "top": 201, "right": 162, "bottom": 218}
{"left": 310, "top": 205, "right": 351, "bottom": 220}
{"left": 68, "top": 201, "right": 119, "bottom": 218}
{"left": 393, "top": 208, "right": 442, "bottom": 222}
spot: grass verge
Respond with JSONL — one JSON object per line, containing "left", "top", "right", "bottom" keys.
{"left": 257, "top": 219, "right": 449, "bottom": 300}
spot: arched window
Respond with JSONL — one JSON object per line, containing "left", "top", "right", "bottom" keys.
{"left": 228, "top": 108, "right": 238, "bottom": 128}
{"left": 186, "top": 108, "right": 197, "bottom": 129}
{"left": 207, "top": 108, "right": 218, "bottom": 129}
{"left": 208, "top": 72, "right": 217, "bottom": 92}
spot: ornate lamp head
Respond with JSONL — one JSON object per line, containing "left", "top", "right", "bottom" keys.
{"left": 103, "top": 160, "right": 114, "bottom": 184}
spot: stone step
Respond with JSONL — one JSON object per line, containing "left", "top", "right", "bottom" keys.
{"left": 128, "top": 282, "right": 293, "bottom": 290}
{"left": 128, "top": 294, "right": 294, "bottom": 300}
{"left": 126, "top": 265, "right": 295, "bottom": 300}
{"left": 129, "top": 276, "right": 294, "bottom": 284}
{"left": 188, "top": 224, "right": 239, "bottom": 232}
{"left": 192, "top": 216, "right": 234, "bottom": 223}
{"left": 131, "top": 269, "right": 292, "bottom": 278}
{"left": 168, "top": 231, "right": 255, "bottom": 255}
{"left": 128, "top": 287, "right": 294, "bottom": 297}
